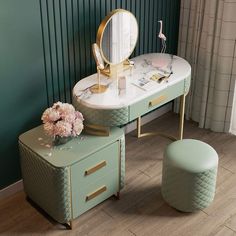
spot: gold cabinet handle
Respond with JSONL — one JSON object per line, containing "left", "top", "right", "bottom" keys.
{"left": 86, "top": 185, "right": 107, "bottom": 201}
{"left": 149, "top": 95, "right": 167, "bottom": 107}
{"left": 84, "top": 160, "right": 107, "bottom": 176}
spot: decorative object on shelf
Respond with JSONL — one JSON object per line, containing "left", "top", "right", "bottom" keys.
{"left": 41, "top": 102, "right": 84, "bottom": 145}
{"left": 158, "top": 20, "right": 167, "bottom": 53}
{"left": 152, "top": 20, "right": 168, "bottom": 69}
{"left": 95, "top": 8, "right": 138, "bottom": 77}
{"left": 118, "top": 76, "right": 127, "bottom": 90}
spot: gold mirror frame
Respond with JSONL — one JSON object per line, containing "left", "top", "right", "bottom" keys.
{"left": 96, "top": 9, "right": 138, "bottom": 76}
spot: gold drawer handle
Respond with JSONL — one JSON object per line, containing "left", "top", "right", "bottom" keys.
{"left": 85, "top": 160, "right": 107, "bottom": 176}
{"left": 149, "top": 95, "right": 167, "bottom": 107}
{"left": 86, "top": 185, "right": 107, "bottom": 201}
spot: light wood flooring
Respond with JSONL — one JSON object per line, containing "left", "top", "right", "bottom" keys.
{"left": 1, "top": 112, "right": 236, "bottom": 236}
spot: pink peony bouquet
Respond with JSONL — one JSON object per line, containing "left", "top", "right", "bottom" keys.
{"left": 41, "top": 102, "right": 84, "bottom": 138}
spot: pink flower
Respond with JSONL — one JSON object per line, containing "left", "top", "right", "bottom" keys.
{"left": 52, "top": 101, "right": 63, "bottom": 109}
{"left": 41, "top": 108, "right": 51, "bottom": 123}
{"left": 42, "top": 101, "right": 84, "bottom": 138}
{"left": 41, "top": 108, "right": 60, "bottom": 123}
{"left": 75, "top": 111, "right": 84, "bottom": 121}
{"left": 64, "top": 113, "right": 76, "bottom": 123}
{"left": 58, "top": 103, "right": 75, "bottom": 119}
{"left": 54, "top": 121, "right": 72, "bottom": 137}
{"left": 43, "top": 122, "right": 55, "bottom": 136}
{"left": 72, "top": 118, "right": 84, "bottom": 136}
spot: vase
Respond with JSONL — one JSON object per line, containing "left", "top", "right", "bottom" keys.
{"left": 53, "top": 135, "right": 71, "bottom": 146}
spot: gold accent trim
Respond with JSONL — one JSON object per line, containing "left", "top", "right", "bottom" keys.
{"left": 85, "top": 160, "right": 107, "bottom": 176}
{"left": 69, "top": 167, "right": 73, "bottom": 221}
{"left": 96, "top": 9, "right": 138, "bottom": 77}
{"left": 84, "top": 124, "right": 110, "bottom": 136}
{"left": 118, "top": 139, "right": 121, "bottom": 191}
{"left": 149, "top": 95, "right": 167, "bottom": 107}
{"left": 137, "top": 94, "right": 186, "bottom": 140}
{"left": 179, "top": 94, "right": 186, "bottom": 140}
{"left": 89, "top": 66, "right": 108, "bottom": 93}
{"left": 97, "top": 9, "right": 138, "bottom": 65}
{"left": 90, "top": 84, "right": 108, "bottom": 93}
{"left": 86, "top": 185, "right": 107, "bottom": 201}
{"left": 136, "top": 116, "right": 177, "bottom": 141}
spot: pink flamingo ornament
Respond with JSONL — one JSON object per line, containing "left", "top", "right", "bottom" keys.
{"left": 158, "top": 20, "right": 166, "bottom": 53}
{"left": 152, "top": 20, "right": 168, "bottom": 68}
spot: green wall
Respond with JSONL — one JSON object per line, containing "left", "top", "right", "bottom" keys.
{"left": 0, "top": 0, "right": 180, "bottom": 189}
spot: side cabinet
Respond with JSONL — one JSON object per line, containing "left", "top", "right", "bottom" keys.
{"left": 19, "top": 126, "right": 125, "bottom": 225}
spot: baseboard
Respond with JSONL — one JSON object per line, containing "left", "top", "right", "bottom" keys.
{"left": 0, "top": 104, "right": 171, "bottom": 201}
{"left": 0, "top": 180, "right": 23, "bottom": 201}
{"left": 125, "top": 103, "right": 172, "bottom": 134}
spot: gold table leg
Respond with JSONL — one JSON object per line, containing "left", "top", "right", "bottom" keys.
{"left": 179, "top": 94, "right": 186, "bottom": 140}
{"left": 136, "top": 116, "right": 177, "bottom": 141}
{"left": 137, "top": 116, "right": 142, "bottom": 138}
{"left": 84, "top": 124, "right": 110, "bottom": 136}
{"left": 136, "top": 94, "right": 186, "bottom": 141}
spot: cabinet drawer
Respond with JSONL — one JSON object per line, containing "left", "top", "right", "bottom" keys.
{"left": 72, "top": 169, "right": 119, "bottom": 217}
{"left": 129, "top": 80, "right": 185, "bottom": 121}
{"left": 71, "top": 141, "right": 119, "bottom": 188}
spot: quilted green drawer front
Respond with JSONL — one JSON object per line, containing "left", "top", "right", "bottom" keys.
{"left": 72, "top": 169, "right": 119, "bottom": 217}
{"left": 129, "top": 80, "right": 185, "bottom": 121}
{"left": 73, "top": 142, "right": 119, "bottom": 187}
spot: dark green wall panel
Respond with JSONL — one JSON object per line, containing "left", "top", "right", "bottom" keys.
{"left": 0, "top": 0, "right": 47, "bottom": 188}
{"left": 0, "top": 0, "right": 180, "bottom": 189}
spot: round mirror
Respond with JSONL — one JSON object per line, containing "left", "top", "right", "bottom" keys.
{"left": 97, "top": 9, "right": 138, "bottom": 65}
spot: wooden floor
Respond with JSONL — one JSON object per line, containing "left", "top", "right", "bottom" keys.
{"left": 1, "top": 112, "right": 236, "bottom": 236}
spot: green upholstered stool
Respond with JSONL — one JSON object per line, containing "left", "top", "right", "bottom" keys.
{"left": 161, "top": 139, "right": 218, "bottom": 212}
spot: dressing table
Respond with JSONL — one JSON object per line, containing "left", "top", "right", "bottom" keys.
{"left": 19, "top": 9, "right": 191, "bottom": 229}
{"left": 72, "top": 9, "right": 191, "bottom": 140}
{"left": 73, "top": 53, "right": 191, "bottom": 139}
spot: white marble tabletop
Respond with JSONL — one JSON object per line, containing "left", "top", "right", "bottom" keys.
{"left": 73, "top": 53, "right": 191, "bottom": 109}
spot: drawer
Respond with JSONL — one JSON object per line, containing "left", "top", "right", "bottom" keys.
{"left": 71, "top": 141, "right": 119, "bottom": 189}
{"left": 72, "top": 168, "right": 119, "bottom": 217}
{"left": 129, "top": 80, "right": 185, "bottom": 121}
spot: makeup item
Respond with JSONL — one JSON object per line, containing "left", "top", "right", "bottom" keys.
{"left": 118, "top": 76, "right": 127, "bottom": 90}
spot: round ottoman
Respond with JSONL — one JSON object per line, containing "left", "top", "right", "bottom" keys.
{"left": 161, "top": 139, "right": 218, "bottom": 212}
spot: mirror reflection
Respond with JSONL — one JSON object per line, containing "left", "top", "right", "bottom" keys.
{"left": 100, "top": 11, "right": 138, "bottom": 64}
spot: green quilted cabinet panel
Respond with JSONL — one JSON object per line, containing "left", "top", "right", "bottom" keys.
{"left": 19, "top": 142, "right": 72, "bottom": 223}
{"left": 19, "top": 126, "right": 125, "bottom": 224}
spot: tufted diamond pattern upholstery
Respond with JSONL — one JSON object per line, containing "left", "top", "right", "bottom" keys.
{"left": 73, "top": 98, "right": 129, "bottom": 126}
{"left": 19, "top": 142, "right": 72, "bottom": 223}
{"left": 161, "top": 139, "right": 218, "bottom": 212}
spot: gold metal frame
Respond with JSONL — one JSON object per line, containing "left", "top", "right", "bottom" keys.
{"left": 84, "top": 124, "right": 110, "bottom": 136}
{"left": 96, "top": 9, "right": 138, "bottom": 76}
{"left": 89, "top": 66, "right": 108, "bottom": 94}
{"left": 137, "top": 94, "right": 186, "bottom": 140}
{"left": 116, "top": 139, "right": 121, "bottom": 200}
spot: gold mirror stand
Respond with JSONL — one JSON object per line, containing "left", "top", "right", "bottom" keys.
{"left": 101, "top": 61, "right": 134, "bottom": 78}
{"left": 89, "top": 66, "right": 108, "bottom": 94}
